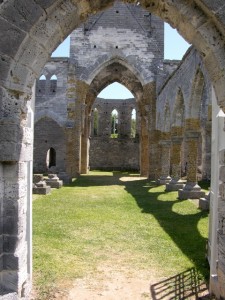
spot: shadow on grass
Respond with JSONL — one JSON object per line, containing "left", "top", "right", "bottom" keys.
{"left": 68, "top": 172, "right": 209, "bottom": 281}
{"left": 150, "top": 268, "right": 209, "bottom": 299}
{"left": 124, "top": 178, "right": 209, "bottom": 281}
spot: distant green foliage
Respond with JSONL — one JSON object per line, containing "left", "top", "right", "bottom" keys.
{"left": 111, "top": 112, "right": 118, "bottom": 136}
{"left": 131, "top": 118, "right": 136, "bottom": 138}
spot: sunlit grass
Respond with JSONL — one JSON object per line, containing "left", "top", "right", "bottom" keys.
{"left": 33, "top": 171, "right": 209, "bottom": 299}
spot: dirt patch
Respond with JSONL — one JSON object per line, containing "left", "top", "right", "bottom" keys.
{"left": 68, "top": 266, "right": 156, "bottom": 300}
{"left": 119, "top": 176, "right": 147, "bottom": 182}
{"left": 50, "top": 265, "right": 210, "bottom": 300}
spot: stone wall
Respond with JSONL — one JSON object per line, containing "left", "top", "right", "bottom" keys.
{"left": 33, "top": 117, "right": 66, "bottom": 173}
{"left": 89, "top": 97, "right": 139, "bottom": 170}
{"left": 90, "top": 137, "right": 139, "bottom": 171}
{"left": 35, "top": 58, "right": 69, "bottom": 127}
{"left": 157, "top": 48, "right": 212, "bottom": 180}
{"left": 70, "top": 1, "right": 164, "bottom": 84}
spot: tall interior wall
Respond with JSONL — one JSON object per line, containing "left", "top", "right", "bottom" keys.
{"left": 157, "top": 48, "right": 212, "bottom": 180}
{"left": 89, "top": 97, "right": 139, "bottom": 171}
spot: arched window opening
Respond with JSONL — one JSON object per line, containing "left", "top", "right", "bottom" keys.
{"left": 50, "top": 74, "right": 57, "bottom": 93}
{"left": 98, "top": 82, "right": 133, "bottom": 99}
{"left": 38, "top": 75, "right": 46, "bottom": 93}
{"left": 39, "top": 74, "right": 46, "bottom": 80}
{"left": 131, "top": 108, "right": 136, "bottom": 138}
{"left": 93, "top": 108, "right": 99, "bottom": 136}
{"left": 111, "top": 109, "right": 118, "bottom": 138}
{"left": 46, "top": 147, "right": 56, "bottom": 168}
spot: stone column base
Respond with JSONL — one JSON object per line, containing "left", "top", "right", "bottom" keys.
{"left": 58, "top": 172, "right": 72, "bottom": 184}
{"left": 178, "top": 182, "right": 205, "bottom": 200}
{"left": 165, "top": 179, "right": 186, "bottom": 191}
{"left": 33, "top": 185, "right": 51, "bottom": 195}
{"left": 157, "top": 176, "right": 171, "bottom": 185}
{"left": 199, "top": 193, "right": 210, "bottom": 210}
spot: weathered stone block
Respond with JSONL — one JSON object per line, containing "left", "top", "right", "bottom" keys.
{"left": 157, "top": 176, "right": 171, "bottom": 185}
{"left": 178, "top": 182, "right": 205, "bottom": 200}
{"left": 165, "top": 179, "right": 185, "bottom": 191}
{"left": 2, "top": 271, "right": 19, "bottom": 293}
{"left": 33, "top": 185, "right": 51, "bottom": 195}
{"left": 1, "top": 293, "right": 18, "bottom": 300}
{"left": 3, "top": 217, "right": 18, "bottom": 235}
{"left": 3, "top": 255, "right": 19, "bottom": 271}
{"left": 46, "top": 174, "right": 63, "bottom": 188}
{"left": 3, "top": 236, "right": 17, "bottom": 253}
{"left": 219, "top": 183, "right": 225, "bottom": 199}
{"left": 0, "top": 235, "right": 3, "bottom": 254}
{"left": 58, "top": 172, "right": 72, "bottom": 184}
{"left": 219, "top": 149, "right": 225, "bottom": 165}
{"left": 218, "top": 196, "right": 225, "bottom": 212}
{"left": 219, "top": 166, "right": 225, "bottom": 182}
{"left": 0, "top": 0, "right": 43, "bottom": 32}
{"left": 199, "top": 197, "right": 210, "bottom": 210}
{"left": 0, "top": 17, "right": 26, "bottom": 57}
{"left": 33, "top": 174, "right": 44, "bottom": 183}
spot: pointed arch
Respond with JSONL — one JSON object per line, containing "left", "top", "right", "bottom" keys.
{"left": 188, "top": 68, "right": 205, "bottom": 119}
{"left": 86, "top": 60, "right": 143, "bottom": 109}
{"left": 172, "top": 88, "right": 185, "bottom": 127}
{"left": 50, "top": 74, "right": 57, "bottom": 80}
{"left": 39, "top": 74, "right": 46, "bottom": 80}
{"left": 35, "top": 111, "right": 65, "bottom": 128}
{"left": 88, "top": 56, "right": 145, "bottom": 86}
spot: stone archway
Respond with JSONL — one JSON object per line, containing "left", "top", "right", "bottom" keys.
{"left": 80, "top": 60, "right": 146, "bottom": 175}
{"left": 1, "top": 1, "right": 225, "bottom": 298}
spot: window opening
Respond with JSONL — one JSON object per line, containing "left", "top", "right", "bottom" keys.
{"left": 39, "top": 74, "right": 46, "bottom": 80}
{"left": 50, "top": 74, "right": 57, "bottom": 93}
{"left": 131, "top": 108, "right": 136, "bottom": 138}
{"left": 93, "top": 108, "right": 99, "bottom": 136}
{"left": 46, "top": 147, "right": 56, "bottom": 168}
{"left": 111, "top": 109, "right": 118, "bottom": 138}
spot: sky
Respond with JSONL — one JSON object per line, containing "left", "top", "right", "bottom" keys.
{"left": 52, "top": 23, "right": 190, "bottom": 99}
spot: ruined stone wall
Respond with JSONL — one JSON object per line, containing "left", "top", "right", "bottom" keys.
{"left": 157, "top": 48, "right": 212, "bottom": 179}
{"left": 33, "top": 118, "right": 66, "bottom": 174}
{"left": 90, "top": 138, "right": 139, "bottom": 171}
{"left": 35, "top": 58, "right": 69, "bottom": 126}
{"left": 89, "top": 97, "right": 139, "bottom": 170}
{"left": 70, "top": 1, "right": 164, "bottom": 84}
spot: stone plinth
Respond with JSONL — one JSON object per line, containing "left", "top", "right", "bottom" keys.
{"left": 58, "top": 172, "right": 72, "bottom": 184}
{"left": 46, "top": 174, "right": 63, "bottom": 188}
{"left": 33, "top": 174, "right": 44, "bottom": 184}
{"left": 178, "top": 182, "right": 205, "bottom": 200}
{"left": 33, "top": 174, "right": 51, "bottom": 194}
{"left": 166, "top": 179, "right": 186, "bottom": 191}
{"left": 158, "top": 175, "right": 171, "bottom": 185}
{"left": 199, "top": 192, "right": 210, "bottom": 210}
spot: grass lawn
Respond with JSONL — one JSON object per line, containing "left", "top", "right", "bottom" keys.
{"left": 33, "top": 171, "right": 209, "bottom": 299}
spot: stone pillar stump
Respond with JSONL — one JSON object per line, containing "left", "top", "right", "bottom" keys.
{"left": 166, "top": 136, "right": 185, "bottom": 191}
{"left": 178, "top": 132, "right": 205, "bottom": 199}
{"left": 158, "top": 139, "right": 171, "bottom": 185}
